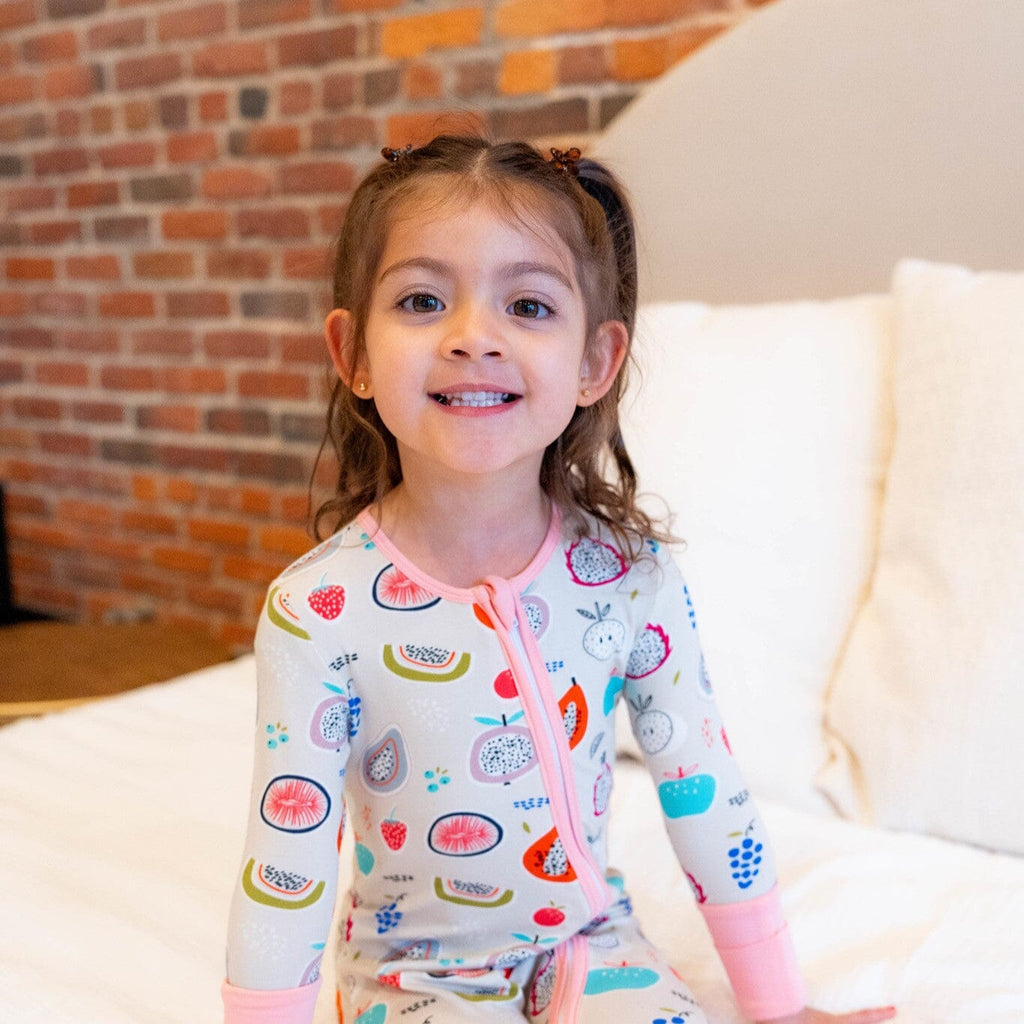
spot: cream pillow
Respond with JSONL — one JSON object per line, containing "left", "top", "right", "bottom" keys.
{"left": 822, "top": 259, "right": 1024, "bottom": 853}
{"left": 621, "top": 297, "right": 893, "bottom": 814}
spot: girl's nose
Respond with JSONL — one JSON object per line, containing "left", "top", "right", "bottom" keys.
{"left": 444, "top": 303, "right": 505, "bottom": 360}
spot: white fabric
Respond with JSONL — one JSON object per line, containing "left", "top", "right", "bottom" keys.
{"left": 3, "top": 656, "right": 1023, "bottom": 1023}
{"left": 620, "top": 297, "right": 893, "bottom": 814}
{"left": 822, "top": 259, "right": 1024, "bottom": 855}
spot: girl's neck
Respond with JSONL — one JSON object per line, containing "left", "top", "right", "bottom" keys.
{"left": 376, "top": 479, "right": 553, "bottom": 589}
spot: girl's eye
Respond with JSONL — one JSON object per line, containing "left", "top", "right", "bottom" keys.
{"left": 399, "top": 293, "right": 443, "bottom": 313}
{"left": 510, "top": 298, "right": 551, "bottom": 319}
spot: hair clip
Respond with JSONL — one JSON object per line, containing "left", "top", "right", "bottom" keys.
{"left": 381, "top": 144, "right": 412, "bottom": 163}
{"left": 548, "top": 146, "right": 582, "bottom": 177}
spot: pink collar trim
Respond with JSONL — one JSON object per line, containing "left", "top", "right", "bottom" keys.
{"left": 355, "top": 503, "right": 563, "bottom": 604}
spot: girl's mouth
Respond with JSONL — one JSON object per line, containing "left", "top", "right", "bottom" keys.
{"left": 432, "top": 391, "right": 519, "bottom": 408}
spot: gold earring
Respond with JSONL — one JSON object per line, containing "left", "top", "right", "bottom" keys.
{"left": 581, "top": 387, "right": 591, "bottom": 398}
{"left": 358, "top": 381, "right": 367, "bottom": 392}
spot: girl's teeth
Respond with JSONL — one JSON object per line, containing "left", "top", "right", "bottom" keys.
{"left": 437, "top": 391, "right": 514, "bottom": 407}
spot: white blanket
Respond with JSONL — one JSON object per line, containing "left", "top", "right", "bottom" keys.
{"left": 1, "top": 657, "right": 1021, "bottom": 1023}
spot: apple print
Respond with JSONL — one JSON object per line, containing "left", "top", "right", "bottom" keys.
{"left": 532, "top": 903, "right": 566, "bottom": 928}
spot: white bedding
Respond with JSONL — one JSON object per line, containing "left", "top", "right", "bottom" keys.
{"left": 2, "top": 657, "right": 1021, "bottom": 1023}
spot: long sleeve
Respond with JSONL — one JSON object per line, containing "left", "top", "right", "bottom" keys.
{"left": 224, "top": 576, "right": 354, "bottom": 1021}
{"left": 622, "top": 550, "right": 806, "bottom": 1020}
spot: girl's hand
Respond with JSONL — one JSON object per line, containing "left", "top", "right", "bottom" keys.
{"left": 759, "top": 1007, "right": 897, "bottom": 1024}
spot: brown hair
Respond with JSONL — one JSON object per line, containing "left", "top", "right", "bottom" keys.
{"left": 312, "top": 134, "right": 674, "bottom": 559}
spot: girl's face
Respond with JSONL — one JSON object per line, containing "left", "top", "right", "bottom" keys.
{"left": 328, "top": 195, "right": 626, "bottom": 496}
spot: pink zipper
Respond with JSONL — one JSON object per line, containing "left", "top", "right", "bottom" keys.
{"left": 473, "top": 576, "right": 608, "bottom": 918}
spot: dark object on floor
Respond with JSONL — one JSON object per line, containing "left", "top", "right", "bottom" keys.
{"left": 0, "top": 621, "right": 234, "bottom": 722}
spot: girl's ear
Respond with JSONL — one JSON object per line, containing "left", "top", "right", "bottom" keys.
{"left": 324, "top": 308, "right": 372, "bottom": 397}
{"left": 578, "top": 320, "right": 629, "bottom": 407}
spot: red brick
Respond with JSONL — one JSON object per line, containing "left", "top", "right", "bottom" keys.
{"left": 133, "top": 328, "right": 194, "bottom": 357}
{"left": 115, "top": 53, "right": 183, "bottom": 90}
{"left": 166, "top": 477, "right": 198, "bottom": 503}
{"left": 238, "top": 370, "right": 309, "bottom": 400}
{"left": 239, "top": 0, "right": 311, "bottom": 29}
{"left": 282, "top": 247, "right": 330, "bottom": 280}
{"left": 133, "top": 251, "right": 195, "bottom": 279}
{"left": 0, "top": 292, "right": 27, "bottom": 315}
{"left": 404, "top": 62, "right": 443, "bottom": 100}
{"left": 162, "top": 208, "right": 228, "bottom": 240}
{"left": 187, "top": 583, "right": 245, "bottom": 615}
{"left": 33, "top": 147, "right": 89, "bottom": 175}
{"left": 608, "top": 0, "right": 728, "bottom": 26}
{"left": 203, "top": 329, "right": 271, "bottom": 358}
{"left": 198, "top": 91, "right": 228, "bottom": 122}
{"left": 206, "top": 250, "right": 272, "bottom": 279}
{"left": 382, "top": 7, "right": 483, "bottom": 58}
{"left": 188, "top": 517, "right": 249, "bottom": 547}
{"left": 158, "top": 3, "right": 228, "bottom": 42}
{"left": 132, "top": 474, "right": 159, "bottom": 501}
{"left": 153, "top": 545, "right": 214, "bottom": 574}
{"left": 166, "top": 291, "right": 231, "bottom": 318}
{"left": 278, "top": 25, "right": 356, "bottom": 68}
{"left": 31, "top": 292, "right": 89, "bottom": 317}
{"left": 22, "top": 29, "right": 78, "bottom": 63}
{"left": 97, "top": 140, "right": 157, "bottom": 169}
{"left": 310, "top": 114, "right": 375, "bottom": 150}
{"left": 612, "top": 36, "right": 670, "bottom": 81}
{"left": 11, "top": 396, "right": 61, "bottom": 419}
{"left": 90, "top": 105, "right": 114, "bottom": 133}
{"left": 6, "top": 256, "right": 55, "bottom": 280}
{"left": 243, "top": 207, "right": 312, "bottom": 239}
{"left": 279, "top": 160, "right": 354, "bottom": 195}
{"left": 56, "top": 497, "right": 111, "bottom": 527}
{"left": 0, "top": 72, "right": 35, "bottom": 105}
{"left": 499, "top": 49, "right": 556, "bottom": 95}
{"left": 496, "top": 0, "right": 606, "bottom": 38}
{"left": 98, "top": 291, "right": 157, "bottom": 318}
{"left": 0, "top": 1, "right": 36, "bottom": 32}
{"left": 240, "top": 487, "right": 273, "bottom": 515}
{"left": 322, "top": 72, "right": 356, "bottom": 110}
{"left": 100, "top": 365, "right": 158, "bottom": 390}
{"left": 30, "top": 220, "right": 82, "bottom": 244}
{"left": 158, "top": 444, "right": 231, "bottom": 473}
{"left": 260, "top": 524, "right": 314, "bottom": 557}
{"left": 122, "top": 508, "right": 178, "bottom": 535}
{"left": 6, "top": 185, "right": 57, "bottom": 211}
{"left": 192, "top": 40, "right": 269, "bottom": 78}
{"left": 123, "top": 98, "right": 152, "bottom": 132}
{"left": 43, "top": 64, "right": 97, "bottom": 100}
{"left": 279, "top": 80, "right": 313, "bottom": 116}
{"left": 86, "top": 16, "right": 146, "bottom": 50}
{"left": 223, "top": 553, "right": 286, "bottom": 584}
{"left": 234, "top": 124, "right": 301, "bottom": 156}
{"left": 558, "top": 44, "right": 607, "bottom": 84}
{"left": 202, "top": 165, "right": 274, "bottom": 200}
{"left": 67, "top": 253, "right": 120, "bottom": 279}
{"left": 61, "top": 327, "right": 119, "bottom": 353}
{"left": 72, "top": 400, "right": 124, "bottom": 423}
{"left": 35, "top": 362, "right": 90, "bottom": 389}
{"left": 166, "top": 131, "right": 219, "bottom": 164}
{"left": 136, "top": 404, "right": 201, "bottom": 432}
{"left": 162, "top": 366, "right": 227, "bottom": 394}
{"left": 386, "top": 110, "right": 486, "bottom": 149}
{"left": 67, "top": 180, "right": 119, "bottom": 207}
{"left": 39, "top": 430, "right": 92, "bottom": 456}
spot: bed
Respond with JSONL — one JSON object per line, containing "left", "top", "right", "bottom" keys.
{"left": 3, "top": 0, "right": 1023, "bottom": 1021}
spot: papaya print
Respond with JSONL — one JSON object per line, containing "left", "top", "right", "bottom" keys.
{"left": 230, "top": 520, "right": 789, "bottom": 1024}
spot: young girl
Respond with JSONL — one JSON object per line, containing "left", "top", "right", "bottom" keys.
{"left": 223, "top": 135, "right": 896, "bottom": 1024}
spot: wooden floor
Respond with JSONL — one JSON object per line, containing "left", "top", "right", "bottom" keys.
{"left": 0, "top": 621, "right": 234, "bottom": 723}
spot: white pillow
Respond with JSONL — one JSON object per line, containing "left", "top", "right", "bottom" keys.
{"left": 821, "top": 259, "right": 1024, "bottom": 854}
{"left": 621, "top": 296, "right": 893, "bottom": 814}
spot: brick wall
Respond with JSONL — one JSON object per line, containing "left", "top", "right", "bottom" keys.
{"left": 0, "top": 0, "right": 773, "bottom": 649}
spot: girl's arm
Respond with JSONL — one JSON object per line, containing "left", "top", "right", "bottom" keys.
{"left": 223, "top": 584, "right": 353, "bottom": 1024}
{"left": 623, "top": 550, "right": 894, "bottom": 1022}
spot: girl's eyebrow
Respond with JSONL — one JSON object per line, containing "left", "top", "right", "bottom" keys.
{"left": 377, "top": 257, "right": 575, "bottom": 292}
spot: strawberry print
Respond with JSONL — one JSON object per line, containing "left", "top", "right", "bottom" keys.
{"left": 308, "top": 574, "right": 345, "bottom": 619}
{"left": 380, "top": 809, "right": 407, "bottom": 851}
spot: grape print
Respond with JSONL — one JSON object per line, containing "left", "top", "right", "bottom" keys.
{"left": 728, "top": 836, "right": 763, "bottom": 889}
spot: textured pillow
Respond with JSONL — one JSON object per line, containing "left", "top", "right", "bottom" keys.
{"left": 621, "top": 296, "right": 893, "bottom": 814}
{"left": 821, "top": 259, "right": 1024, "bottom": 853}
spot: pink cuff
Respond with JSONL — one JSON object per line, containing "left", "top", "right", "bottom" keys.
{"left": 698, "top": 885, "right": 806, "bottom": 1021}
{"left": 222, "top": 977, "right": 321, "bottom": 1024}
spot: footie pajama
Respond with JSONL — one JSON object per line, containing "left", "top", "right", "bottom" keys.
{"left": 224, "top": 508, "right": 805, "bottom": 1023}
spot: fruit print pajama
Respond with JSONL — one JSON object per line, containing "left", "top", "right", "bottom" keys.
{"left": 224, "top": 508, "right": 806, "bottom": 1024}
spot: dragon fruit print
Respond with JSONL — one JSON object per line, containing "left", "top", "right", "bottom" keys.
{"left": 565, "top": 538, "right": 627, "bottom": 587}
{"left": 625, "top": 623, "right": 671, "bottom": 679}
